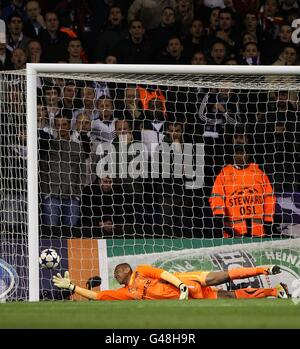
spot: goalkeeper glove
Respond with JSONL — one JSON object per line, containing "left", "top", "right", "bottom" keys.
{"left": 53, "top": 271, "right": 76, "bottom": 294}
{"left": 179, "top": 283, "right": 188, "bottom": 300}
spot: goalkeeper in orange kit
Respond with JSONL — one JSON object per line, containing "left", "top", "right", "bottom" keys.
{"left": 53, "top": 263, "right": 290, "bottom": 301}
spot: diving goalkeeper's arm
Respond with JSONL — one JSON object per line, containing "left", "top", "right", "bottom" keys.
{"left": 160, "top": 270, "right": 188, "bottom": 300}
{"left": 53, "top": 271, "right": 97, "bottom": 300}
{"left": 137, "top": 266, "right": 189, "bottom": 300}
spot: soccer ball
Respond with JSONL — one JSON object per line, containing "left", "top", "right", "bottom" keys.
{"left": 39, "top": 248, "right": 60, "bottom": 269}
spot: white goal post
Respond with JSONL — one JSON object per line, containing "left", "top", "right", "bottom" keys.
{"left": 21, "top": 63, "right": 300, "bottom": 301}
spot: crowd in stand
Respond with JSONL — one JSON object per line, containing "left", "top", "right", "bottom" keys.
{"left": 1, "top": 0, "right": 300, "bottom": 67}
{"left": 0, "top": 0, "right": 300, "bottom": 239}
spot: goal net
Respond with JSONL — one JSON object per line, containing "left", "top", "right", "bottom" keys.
{"left": 0, "top": 65, "right": 299, "bottom": 301}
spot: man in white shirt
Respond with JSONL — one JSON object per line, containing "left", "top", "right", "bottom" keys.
{"left": 91, "top": 96, "right": 117, "bottom": 144}
{"left": 142, "top": 97, "right": 166, "bottom": 155}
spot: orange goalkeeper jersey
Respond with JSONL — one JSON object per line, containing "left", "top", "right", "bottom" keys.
{"left": 95, "top": 265, "right": 217, "bottom": 300}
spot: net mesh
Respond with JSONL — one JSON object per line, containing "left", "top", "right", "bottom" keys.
{"left": 0, "top": 69, "right": 299, "bottom": 301}
{"left": 0, "top": 72, "right": 28, "bottom": 300}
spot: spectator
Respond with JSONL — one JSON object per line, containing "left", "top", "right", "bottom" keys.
{"left": 213, "top": 8, "right": 238, "bottom": 55}
{"left": 127, "top": 0, "right": 177, "bottom": 30}
{"left": 59, "top": 80, "right": 81, "bottom": 120}
{"left": 91, "top": 96, "right": 117, "bottom": 143}
{"left": 114, "top": 119, "right": 147, "bottom": 235}
{"left": 242, "top": 10, "right": 261, "bottom": 44}
{"left": 93, "top": 80, "right": 111, "bottom": 100}
{"left": 206, "top": 7, "right": 220, "bottom": 35}
{"left": 191, "top": 50, "right": 207, "bottom": 64}
{"left": 117, "top": 85, "right": 145, "bottom": 141}
{"left": 67, "top": 38, "right": 88, "bottom": 63}
{"left": 183, "top": 18, "right": 207, "bottom": 62}
{"left": 142, "top": 96, "right": 166, "bottom": 154}
{"left": 50, "top": 0, "right": 75, "bottom": 29}
{"left": 42, "top": 84, "right": 61, "bottom": 135}
{"left": 240, "top": 31, "right": 258, "bottom": 47}
{"left": 37, "top": 11, "right": 70, "bottom": 62}
{"left": 283, "top": 7, "right": 300, "bottom": 26}
{"left": 40, "top": 114, "right": 85, "bottom": 228}
{"left": 140, "top": 95, "right": 167, "bottom": 229}
{"left": 272, "top": 43, "right": 299, "bottom": 65}
{"left": 278, "top": 0, "right": 300, "bottom": 22}
{"left": 209, "top": 145, "right": 276, "bottom": 237}
{"left": 278, "top": 23, "right": 293, "bottom": 44}
{"left": 6, "top": 12, "right": 31, "bottom": 54}
{"left": 157, "top": 120, "right": 192, "bottom": 237}
{"left": 258, "top": 0, "right": 284, "bottom": 40}
{"left": 10, "top": 46, "right": 26, "bottom": 69}
{"left": 114, "top": 19, "right": 153, "bottom": 64}
{"left": 246, "top": 109, "right": 268, "bottom": 165}
{"left": 72, "top": 83, "right": 98, "bottom": 130}
{"left": 104, "top": 55, "right": 117, "bottom": 64}
{"left": 72, "top": 0, "right": 99, "bottom": 61}
{"left": 112, "top": 119, "right": 142, "bottom": 233}
{"left": 23, "top": 0, "right": 45, "bottom": 39}
{"left": 81, "top": 176, "right": 125, "bottom": 237}
{"left": 114, "top": 119, "right": 133, "bottom": 141}
{"left": 263, "top": 90, "right": 300, "bottom": 194}
{"left": 225, "top": 57, "right": 238, "bottom": 64}
{"left": 1, "top": 0, "right": 27, "bottom": 23}
{"left": 0, "top": 40, "right": 12, "bottom": 69}
{"left": 262, "top": 23, "right": 293, "bottom": 64}
{"left": 239, "top": 41, "right": 261, "bottom": 65}
{"left": 159, "top": 36, "right": 187, "bottom": 64}
{"left": 198, "top": 88, "right": 241, "bottom": 195}
{"left": 232, "top": 0, "right": 260, "bottom": 15}
{"left": 203, "top": 0, "right": 226, "bottom": 9}
{"left": 207, "top": 40, "right": 227, "bottom": 64}
{"left": 149, "top": 6, "right": 181, "bottom": 57}
{"left": 94, "top": 5, "right": 127, "bottom": 63}
{"left": 37, "top": 98, "right": 51, "bottom": 138}
{"left": 70, "top": 112, "right": 92, "bottom": 151}
{"left": 232, "top": 127, "right": 250, "bottom": 147}
{"left": 175, "top": 0, "right": 194, "bottom": 36}
{"left": 138, "top": 85, "right": 167, "bottom": 113}
{"left": 70, "top": 112, "right": 96, "bottom": 186}
{"left": 26, "top": 39, "right": 42, "bottom": 63}
{"left": 224, "top": 123, "right": 251, "bottom": 164}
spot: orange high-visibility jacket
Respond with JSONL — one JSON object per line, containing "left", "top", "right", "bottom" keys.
{"left": 209, "top": 163, "right": 276, "bottom": 236}
{"left": 60, "top": 27, "right": 89, "bottom": 63}
{"left": 137, "top": 86, "right": 166, "bottom": 113}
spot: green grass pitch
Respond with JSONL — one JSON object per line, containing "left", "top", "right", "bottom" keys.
{"left": 1, "top": 299, "right": 299, "bottom": 329}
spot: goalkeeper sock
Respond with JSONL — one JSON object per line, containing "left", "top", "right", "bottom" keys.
{"left": 228, "top": 267, "right": 268, "bottom": 281}
{"left": 235, "top": 288, "right": 277, "bottom": 299}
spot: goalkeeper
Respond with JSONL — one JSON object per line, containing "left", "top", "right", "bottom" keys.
{"left": 53, "top": 263, "right": 290, "bottom": 300}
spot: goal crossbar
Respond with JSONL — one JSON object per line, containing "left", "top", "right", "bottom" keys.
{"left": 26, "top": 63, "right": 300, "bottom": 75}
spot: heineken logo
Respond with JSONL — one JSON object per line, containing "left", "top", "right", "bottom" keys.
{"left": 264, "top": 251, "right": 300, "bottom": 268}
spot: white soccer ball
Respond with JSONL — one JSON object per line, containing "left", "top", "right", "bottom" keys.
{"left": 39, "top": 248, "right": 60, "bottom": 269}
